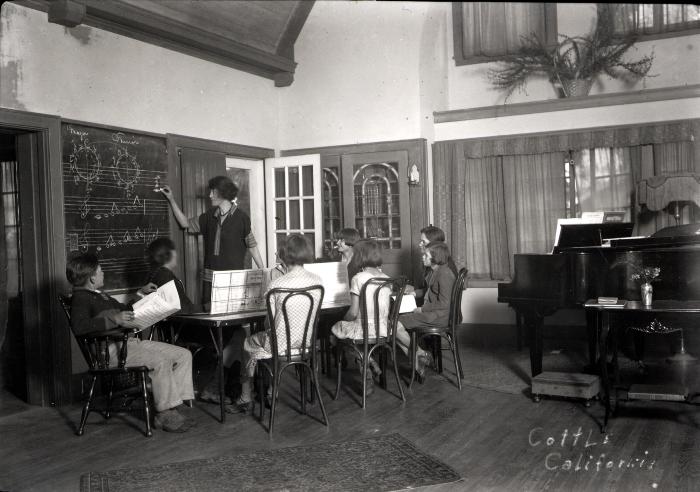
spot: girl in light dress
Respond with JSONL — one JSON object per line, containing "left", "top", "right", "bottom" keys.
{"left": 331, "top": 239, "right": 434, "bottom": 391}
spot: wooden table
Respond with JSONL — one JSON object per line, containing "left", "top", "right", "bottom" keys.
{"left": 585, "top": 299, "right": 700, "bottom": 433}
{"left": 171, "top": 304, "right": 348, "bottom": 423}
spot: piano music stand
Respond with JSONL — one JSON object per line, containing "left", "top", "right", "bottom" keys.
{"left": 553, "top": 222, "right": 634, "bottom": 253}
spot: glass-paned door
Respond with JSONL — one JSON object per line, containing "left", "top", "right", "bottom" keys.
{"left": 226, "top": 157, "right": 266, "bottom": 268}
{"left": 265, "top": 155, "right": 322, "bottom": 266}
{"left": 341, "top": 151, "right": 411, "bottom": 278}
{"left": 322, "top": 164, "right": 342, "bottom": 260}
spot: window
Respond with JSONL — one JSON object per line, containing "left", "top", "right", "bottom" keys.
{"left": 452, "top": 2, "right": 557, "bottom": 65}
{"left": 602, "top": 4, "right": 700, "bottom": 38}
{"left": 573, "top": 147, "right": 635, "bottom": 221}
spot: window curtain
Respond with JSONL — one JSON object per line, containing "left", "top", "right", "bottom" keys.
{"left": 606, "top": 4, "right": 700, "bottom": 35}
{"left": 459, "top": 2, "right": 547, "bottom": 58}
{"left": 433, "top": 120, "right": 699, "bottom": 280}
{"left": 503, "top": 153, "right": 566, "bottom": 259}
{"left": 574, "top": 147, "right": 635, "bottom": 221}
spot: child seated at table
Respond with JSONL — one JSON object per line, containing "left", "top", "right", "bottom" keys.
{"left": 231, "top": 234, "right": 323, "bottom": 413}
{"left": 66, "top": 252, "right": 196, "bottom": 432}
{"left": 145, "top": 237, "right": 200, "bottom": 314}
{"left": 329, "top": 239, "right": 390, "bottom": 394}
{"left": 396, "top": 242, "right": 456, "bottom": 381}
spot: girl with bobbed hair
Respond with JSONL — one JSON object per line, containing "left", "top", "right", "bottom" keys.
{"left": 145, "top": 237, "right": 198, "bottom": 314}
{"left": 231, "top": 234, "right": 323, "bottom": 413}
{"left": 329, "top": 239, "right": 390, "bottom": 394}
{"left": 396, "top": 242, "right": 456, "bottom": 382}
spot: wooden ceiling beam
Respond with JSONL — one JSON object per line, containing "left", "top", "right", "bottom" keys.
{"left": 16, "top": 0, "right": 307, "bottom": 86}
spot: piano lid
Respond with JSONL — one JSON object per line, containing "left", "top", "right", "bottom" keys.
{"left": 607, "top": 223, "right": 700, "bottom": 249}
{"left": 553, "top": 222, "right": 634, "bottom": 253}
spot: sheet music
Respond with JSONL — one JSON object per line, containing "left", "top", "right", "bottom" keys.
{"left": 210, "top": 269, "right": 269, "bottom": 314}
{"left": 131, "top": 280, "right": 181, "bottom": 330}
{"left": 392, "top": 293, "right": 417, "bottom": 314}
{"left": 303, "top": 262, "right": 351, "bottom": 308}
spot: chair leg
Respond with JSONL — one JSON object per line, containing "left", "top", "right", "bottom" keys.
{"left": 140, "top": 372, "right": 153, "bottom": 437}
{"left": 433, "top": 336, "right": 443, "bottom": 373}
{"left": 409, "top": 332, "right": 417, "bottom": 389}
{"left": 361, "top": 355, "right": 368, "bottom": 409}
{"left": 105, "top": 376, "right": 115, "bottom": 419}
{"left": 454, "top": 334, "right": 465, "bottom": 380}
{"left": 446, "top": 336, "right": 462, "bottom": 391}
{"left": 298, "top": 366, "right": 307, "bottom": 415}
{"left": 310, "top": 365, "right": 329, "bottom": 427}
{"left": 334, "top": 346, "right": 343, "bottom": 400}
{"left": 268, "top": 371, "right": 281, "bottom": 436}
{"left": 77, "top": 376, "right": 97, "bottom": 436}
{"left": 391, "top": 346, "right": 406, "bottom": 402}
{"left": 258, "top": 365, "right": 265, "bottom": 422}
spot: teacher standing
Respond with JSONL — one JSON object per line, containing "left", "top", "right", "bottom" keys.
{"left": 160, "top": 176, "right": 265, "bottom": 404}
{"left": 160, "top": 176, "right": 264, "bottom": 305}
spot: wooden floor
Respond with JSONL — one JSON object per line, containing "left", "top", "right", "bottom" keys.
{"left": 1, "top": 326, "right": 699, "bottom": 492}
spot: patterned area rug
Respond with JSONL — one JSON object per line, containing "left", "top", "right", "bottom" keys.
{"left": 80, "top": 433, "right": 461, "bottom": 492}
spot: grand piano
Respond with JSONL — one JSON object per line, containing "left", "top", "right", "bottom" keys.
{"left": 498, "top": 222, "right": 700, "bottom": 377}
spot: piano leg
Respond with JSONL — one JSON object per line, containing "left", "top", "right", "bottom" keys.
{"left": 584, "top": 310, "right": 599, "bottom": 374}
{"left": 598, "top": 310, "right": 611, "bottom": 433}
{"left": 524, "top": 312, "right": 543, "bottom": 377}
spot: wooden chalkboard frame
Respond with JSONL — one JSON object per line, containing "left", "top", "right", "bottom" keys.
{"left": 61, "top": 119, "right": 171, "bottom": 294}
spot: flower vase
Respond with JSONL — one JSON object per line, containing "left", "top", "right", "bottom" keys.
{"left": 641, "top": 282, "right": 653, "bottom": 306}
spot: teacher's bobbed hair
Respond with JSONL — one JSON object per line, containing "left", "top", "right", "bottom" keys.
{"left": 426, "top": 242, "right": 450, "bottom": 266}
{"left": 146, "top": 237, "right": 176, "bottom": 267}
{"left": 278, "top": 234, "right": 314, "bottom": 267}
{"left": 208, "top": 175, "right": 239, "bottom": 201}
{"left": 352, "top": 239, "right": 383, "bottom": 269}
{"left": 66, "top": 252, "right": 99, "bottom": 287}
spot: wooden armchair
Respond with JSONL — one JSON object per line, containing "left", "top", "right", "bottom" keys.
{"left": 58, "top": 295, "right": 153, "bottom": 437}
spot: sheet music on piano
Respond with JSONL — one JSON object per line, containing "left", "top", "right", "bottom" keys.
{"left": 552, "top": 212, "right": 633, "bottom": 253}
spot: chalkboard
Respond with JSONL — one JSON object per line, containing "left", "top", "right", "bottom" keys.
{"left": 62, "top": 122, "right": 170, "bottom": 291}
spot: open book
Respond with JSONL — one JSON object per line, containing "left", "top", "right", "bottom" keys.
{"left": 131, "top": 280, "right": 181, "bottom": 330}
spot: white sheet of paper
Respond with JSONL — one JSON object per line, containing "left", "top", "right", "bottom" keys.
{"left": 303, "top": 262, "right": 351, "bottom": 308}
{"left": 392, "top": 293, "right": 417, "bottom": 314}
{"left": 131, "top": 280, "right": 181, "bottom": 330}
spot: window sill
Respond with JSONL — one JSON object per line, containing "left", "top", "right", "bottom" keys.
{"left": 434, "top": 84, "right": 700, "bottom": 124}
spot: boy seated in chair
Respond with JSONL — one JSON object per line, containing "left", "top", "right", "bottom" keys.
{"left": 67, "top": 252, "right": 196, "bottom": 433}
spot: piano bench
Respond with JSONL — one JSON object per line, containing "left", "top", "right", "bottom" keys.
{"left": 531, "top": 372, "right": 601, "bottom": 406}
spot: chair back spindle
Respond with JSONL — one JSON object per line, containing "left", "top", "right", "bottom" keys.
{"left": 359, "top": 277, "right": 406, "bottom": 346}
{"left": 266, "top": 286, "right": 324, "bottom": 364}
{"left": 448, "top": 268, "right": 468, "bottom": 335}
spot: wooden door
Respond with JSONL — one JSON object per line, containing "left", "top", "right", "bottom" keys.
{"left": 341, "top": 150, "right": 412, "bottom": 278}
{"left": 178, "top": 148, "right": 225, "bottom": 304}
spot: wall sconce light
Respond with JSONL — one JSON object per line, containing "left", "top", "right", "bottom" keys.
{"left": 408, "top": 164, "right": 420, "bottom": 185}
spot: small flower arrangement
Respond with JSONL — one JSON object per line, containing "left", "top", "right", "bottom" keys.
{"left": 611, "top": 253, "right": 661, "bottom": 284}
{"left": 630, "top": 266, "right": 660, "bottom": 284}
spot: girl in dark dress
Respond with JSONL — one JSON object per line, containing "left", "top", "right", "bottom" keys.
{"left": 145, "top": 238, "right": 199, "bottom": 314}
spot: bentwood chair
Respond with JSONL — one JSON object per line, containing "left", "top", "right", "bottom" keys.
{"left": 58, "top": 295, "right": 154, "bottom": 437}
{"left": 334, "top": 277, "right": 407, "bottom": 409}
{"left": 408, "top": 268, "right": 468, "bottom": 390}
{"left": 256, "top": 285, "right": 328, "bottom": 436}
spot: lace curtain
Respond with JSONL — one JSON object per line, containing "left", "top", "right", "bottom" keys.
{"left": 455, "top": 2, "right": 552, "bottom": 61}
